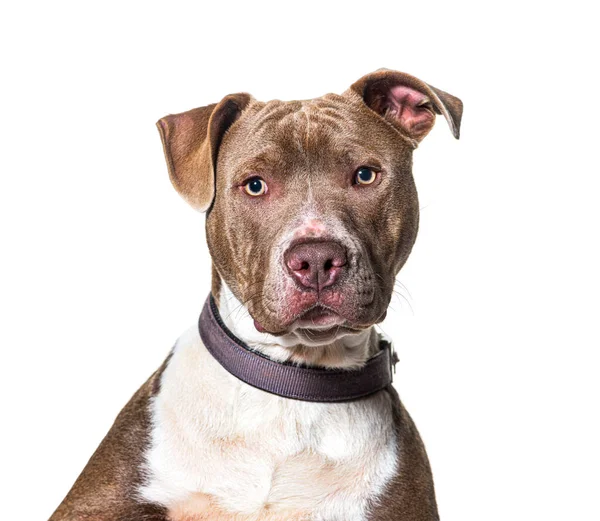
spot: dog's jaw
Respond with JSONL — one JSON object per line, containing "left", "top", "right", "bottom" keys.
{"left": 218, "top": 280, "right": 379, "bottom": 369}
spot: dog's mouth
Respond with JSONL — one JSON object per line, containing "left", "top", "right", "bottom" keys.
{"left": 254, "top": 304, "right": 358, "bottom": 345}
{"left": 248, "top": 272, "right": 383, "bottom": 342}
{"left": 253, "top": 304, "right": 346, "bottom": 335}
{"left": 254, "top": 304, "right": 346, "bottom": 333}
{"left": 295, "top": 305, "right": 345, "bottom": 328}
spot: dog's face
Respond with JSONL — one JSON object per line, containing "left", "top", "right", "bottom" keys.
{"left": 158, "top": 70, "right": 462, "bottom": 345}
{"left": 207, "top": 94, "right": 419, "bottom": 341}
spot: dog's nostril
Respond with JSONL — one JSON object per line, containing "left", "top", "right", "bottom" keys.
{"left": 285, "top": 241, "right": 347, "bottom": 291}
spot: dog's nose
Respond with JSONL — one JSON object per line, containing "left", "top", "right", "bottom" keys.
{"left": 285, "top": 241, "right": 347, "bottom": 291}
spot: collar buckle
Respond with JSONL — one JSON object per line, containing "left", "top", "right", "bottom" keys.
{"left": 389, "top": 342, "right": 399, "bottom": 377}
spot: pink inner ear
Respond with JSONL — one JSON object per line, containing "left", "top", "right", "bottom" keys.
{"left": 386, "top": 85, "right": 435, "bottom": 137}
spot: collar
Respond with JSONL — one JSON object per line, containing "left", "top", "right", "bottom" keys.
{"left": 198, "top": 294, "right": 398, "bottom": 402}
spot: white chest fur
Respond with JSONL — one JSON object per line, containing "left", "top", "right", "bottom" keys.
{"left": 139, "top": 325, "right": 398, "bottom": 521}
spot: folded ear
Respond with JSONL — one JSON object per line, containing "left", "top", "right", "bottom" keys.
{"left": 347, "top": 69, "right": 463, "bottom": 142}
{"left": 157, "top": 93, "right": 252, "bottom": 211}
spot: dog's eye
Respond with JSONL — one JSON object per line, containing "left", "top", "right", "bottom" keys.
{"left": 244, "top": 177, "right": 267, "bottom": 196}
{"left": 354, "top": 167, "right": 377, "bottom": 185}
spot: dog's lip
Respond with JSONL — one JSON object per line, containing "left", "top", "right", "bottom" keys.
{"left": 253, "top": 319, "right": 268, "bottom": 333}
{"left": 252, "top": 305, "right": 346, "bottom": 335}
{"left": 294, "top": 305, "right": 344, "bottom": 329}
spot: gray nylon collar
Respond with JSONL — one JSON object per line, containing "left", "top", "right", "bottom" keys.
{"left": 198, "top": 294, "right": 398, "bottom": 402}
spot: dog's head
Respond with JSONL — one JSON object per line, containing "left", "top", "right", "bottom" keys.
{"left": 158, "top": 69, "right": 462, "bottom": 346}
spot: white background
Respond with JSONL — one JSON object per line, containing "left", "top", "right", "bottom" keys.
{"left": 1, "top": 1, "right": 599, "bottom": 520}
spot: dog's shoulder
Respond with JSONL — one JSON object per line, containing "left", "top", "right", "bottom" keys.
{"left": 49, "top": 357, "right": 172, "bottom": 521}
{"left": 366, "top": 385, "right": 440, "bottom": 521}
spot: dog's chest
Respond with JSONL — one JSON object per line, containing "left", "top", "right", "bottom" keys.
{"left": 139, "top": 327, "right": 398, "bottom": 521}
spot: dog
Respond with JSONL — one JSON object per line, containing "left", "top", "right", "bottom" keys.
{"left": 50, "top": 68, "right": 462, "bottom": 521}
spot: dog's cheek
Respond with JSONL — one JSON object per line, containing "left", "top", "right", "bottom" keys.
{"left": 208, "top": 199, "right": 282, "bottom": 327}
{"left": 205, "top": 204, "right": 244, "bottom": 299}
{"left": 356, "top": 192, "right": 418, "bottom": 313}
{"left": 378, "top": 167, "right": 420, "bottom": 276}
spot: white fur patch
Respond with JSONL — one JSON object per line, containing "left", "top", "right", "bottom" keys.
{"left": 139, "top": 297, "right": 398, "bottom": 520}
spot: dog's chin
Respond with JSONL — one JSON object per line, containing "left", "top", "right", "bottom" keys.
{"left": 253, "top": 305, "right": 373, "bottom": 347}
{"left": 293, "top": 305, "right": 345, "bottom": 328}
{"left": 290, "top": 325, "right": 364, "bottom": 346}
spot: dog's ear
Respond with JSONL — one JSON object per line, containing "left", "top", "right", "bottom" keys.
{"left": 157, "top": 93, "right": 252, "bottom": 211}
{"left": 347, "top": 69, "right": 463, "bottom": 142}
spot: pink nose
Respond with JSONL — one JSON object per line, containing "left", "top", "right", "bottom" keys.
{"left": 285, "top": 241, "right": 347, "bottom": 291}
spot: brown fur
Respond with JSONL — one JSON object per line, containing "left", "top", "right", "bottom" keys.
{"left": 50, "top": 69, "right": 462, "bottom": 520}
{"left": 49, "top": 356, "right": 172, "bottom": 521}
{"left": 366, "top": 387, "right": 440, "bottom": 521}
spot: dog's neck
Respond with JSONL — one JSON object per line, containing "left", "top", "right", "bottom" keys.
{"left": 214, "top": 279, "right": 379, "bottom": 370}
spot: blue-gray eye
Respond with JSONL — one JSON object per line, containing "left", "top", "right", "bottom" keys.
{"left": 244, "top": 177, "right": 267, "bottom": 196}
{"left": 355, "top": 167, "right": 377, "bottom": 185}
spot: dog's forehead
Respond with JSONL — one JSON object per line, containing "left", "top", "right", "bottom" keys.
{"left": 219, "top": 93, "right": 400, "bottom": 179}
{"left": 250, "top": 94, "right": 358, "bottom": 134}
{"left": 247, "top": 95, "right": 359, "bottom": 150}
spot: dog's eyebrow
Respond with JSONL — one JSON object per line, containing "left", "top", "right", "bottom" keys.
{"left": 232, "top": 147, "right": 288, "bottom": 177}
